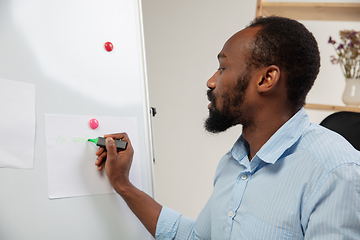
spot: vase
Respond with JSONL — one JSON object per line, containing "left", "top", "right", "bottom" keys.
{"left": 342, "top": 78, "right": 360, "bottom": 107}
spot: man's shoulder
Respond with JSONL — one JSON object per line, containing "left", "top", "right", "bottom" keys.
{"left": 296, "top": 123, "right": 360, "bottom": 171}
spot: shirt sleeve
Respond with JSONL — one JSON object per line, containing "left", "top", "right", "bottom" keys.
{"left": 155, "top": 196, "right": 212, "bottom": 240}
{"left": 303, "top": 163, "right": 360, "bottom": 239}
{"left": 155, "top": 206, "right": 183, "bottom": 240}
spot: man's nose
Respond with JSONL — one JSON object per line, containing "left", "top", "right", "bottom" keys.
{"left": 206, "top": 71, "right": 218, "bottom": 89}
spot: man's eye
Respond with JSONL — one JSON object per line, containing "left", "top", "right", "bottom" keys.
{"left": 218, "top": 68, "right": 224, "bottom": 73}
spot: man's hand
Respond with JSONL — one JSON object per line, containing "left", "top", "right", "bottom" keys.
{"left": 95, "top": 133, "right": 134, "bottom": 193}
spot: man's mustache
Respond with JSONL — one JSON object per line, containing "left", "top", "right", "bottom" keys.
{"left": 207, "top": 89, "right": 215, "bottom": 102}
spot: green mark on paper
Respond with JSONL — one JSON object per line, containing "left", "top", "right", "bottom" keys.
{"left": 55, "top": 134, "right": 89, "bottom": 146}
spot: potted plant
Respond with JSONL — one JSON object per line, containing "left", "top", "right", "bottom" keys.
{"left": 328, "top": 30, "right": 360, "bottom": 106}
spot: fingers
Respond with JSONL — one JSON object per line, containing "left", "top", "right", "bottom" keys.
{"left": 97, "top": 164, "right": 103, "bottom": 171}
{"left": 104, "top": 133, "right": 133, "bottom": 155}
{"left": 105, "top": 137, "right": 117, "bottom": 159}
{"left": 95, "top": 150, "right": 107, "bottom": 170}
{"left": 104, "top": 133, "right": 131, "bottom": 143}
{"left": 96, "top": 147, "right": 105, "bottom": 156}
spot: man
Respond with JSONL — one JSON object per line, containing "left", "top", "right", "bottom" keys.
{"left": 95, "top": 16, "right": 360, "bottom": 239}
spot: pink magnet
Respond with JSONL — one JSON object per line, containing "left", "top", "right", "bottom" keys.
{"left": 89, "top": 118, "right": 99, "bottom": 130}
{"left": 104, "top": 42, "right": 113, "bottom": 52}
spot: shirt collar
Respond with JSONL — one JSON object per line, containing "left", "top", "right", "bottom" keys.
{"left": 231, "top": 107, "right": 310, "bottom": 164}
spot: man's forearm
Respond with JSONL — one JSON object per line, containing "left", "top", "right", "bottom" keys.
{"left": 114, "top": 181, "right": 162, "bottom": 237}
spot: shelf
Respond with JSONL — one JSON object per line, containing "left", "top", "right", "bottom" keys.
{"left": 305, "top": 103, "right": 360, "bottom": 113}
{"left": 256, "top": 2, "right": 360, "bottom": 22}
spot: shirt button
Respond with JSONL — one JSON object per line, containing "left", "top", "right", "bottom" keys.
{"left": 229, "top": 211, "right": 234, "bottom": 217}
{"left": 241, "top": 174, "right": 248, "bottom": 180}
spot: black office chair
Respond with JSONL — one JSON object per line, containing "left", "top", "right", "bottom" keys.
{"left": 320, "top": 111, "right": 360, "bottom": 151}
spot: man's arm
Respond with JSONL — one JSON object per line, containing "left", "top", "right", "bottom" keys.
{"left": 302, "top": 163, "right": 360, "bottom": 239}
{"left": 95, "top": 133, "right": 162, "bottom": 237}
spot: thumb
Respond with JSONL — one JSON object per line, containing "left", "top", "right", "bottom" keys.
{"left": 105, "top": 137, "right": 117, "bottom": 158}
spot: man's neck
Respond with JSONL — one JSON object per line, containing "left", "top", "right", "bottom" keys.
{"left": 242, "top": 111, "right": 295, "bottom": 161}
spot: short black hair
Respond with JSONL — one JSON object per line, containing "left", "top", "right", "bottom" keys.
{"left": 247, "top": 16, "right": 320, "bottom": 109}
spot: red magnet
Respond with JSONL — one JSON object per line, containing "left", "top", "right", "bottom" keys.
{"left": 104, "top": 42, "right": 113, "bottom": 52}
{"left": 89, "top": 118, "right": 99, "bottom": 130}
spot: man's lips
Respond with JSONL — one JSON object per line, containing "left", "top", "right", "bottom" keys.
{"left": 207, "top": 89, "right": 215, "bottom": 110}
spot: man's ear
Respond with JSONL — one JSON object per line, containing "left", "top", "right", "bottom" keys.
{"left": 257, "top": 65, "right": 280, "bottom": 93}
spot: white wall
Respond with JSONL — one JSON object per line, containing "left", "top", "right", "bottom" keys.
{"left": 141, "top": 0, "right": 360, "bottom": 219}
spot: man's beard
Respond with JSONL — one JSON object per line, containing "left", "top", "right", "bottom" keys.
{"left": 204, "top": 73, "right": 250, "bottom": 133}
{"left": 204, "top": 105, "right": 235, "bottom": 133}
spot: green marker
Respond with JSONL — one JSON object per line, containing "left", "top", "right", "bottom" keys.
{"left": 88, "top": 137, "right": 127, "bottom": 150}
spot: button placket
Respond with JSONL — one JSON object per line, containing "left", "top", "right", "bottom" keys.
{"left": 228, "top": 211, "right": 234, "bottom": 217}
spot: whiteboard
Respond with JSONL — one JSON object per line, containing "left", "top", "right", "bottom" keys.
{"left": 0, "top": 0, "right": 154, "bottom": 239}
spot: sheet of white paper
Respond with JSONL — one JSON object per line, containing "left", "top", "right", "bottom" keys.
{"left": 0, "top": 78, "right": 35, "bottom": 169}
{"left": 45, "top": 114, "right": 142, "bottom": 199}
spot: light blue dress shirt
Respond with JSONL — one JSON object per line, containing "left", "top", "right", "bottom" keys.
{"left": 155, "top": 108, "right": 360, "bottom": 240}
